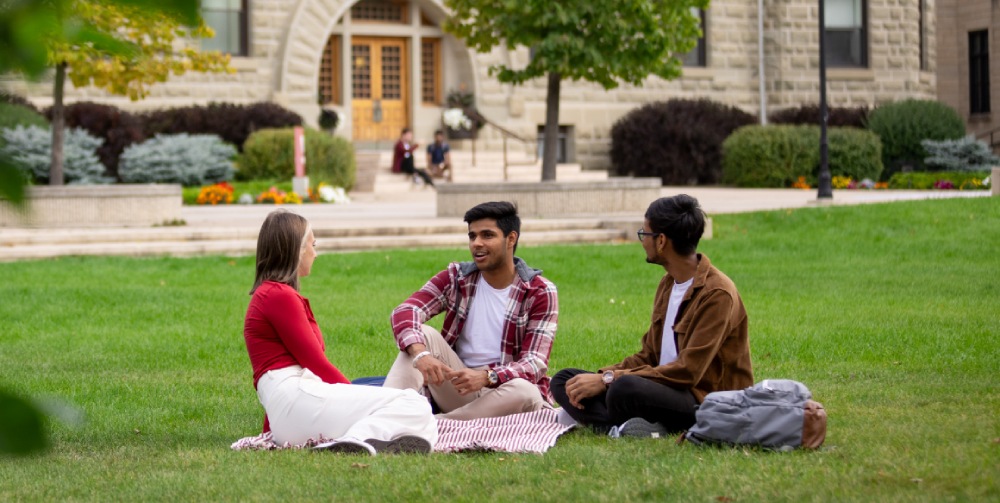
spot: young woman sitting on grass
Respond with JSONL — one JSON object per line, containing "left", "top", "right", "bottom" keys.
{"left": 243, "top": 209, "right": 437, "bottom": 455}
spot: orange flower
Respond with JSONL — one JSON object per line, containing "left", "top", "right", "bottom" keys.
{"left": 791, "top": 176, "right": 811, "bottom": 190}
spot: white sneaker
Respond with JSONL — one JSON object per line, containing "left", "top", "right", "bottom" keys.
{"left": 609, "top": 417, "right": 669, "bottom": 439}
{"left": 556, "top": 408, "right": 579, "bottom": 427}
{"left": 314, "top": 438, "right": 377, "bottom": 455}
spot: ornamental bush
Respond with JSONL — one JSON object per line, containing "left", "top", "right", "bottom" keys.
{"left": 0, "top": 125, "right": 109, "bottom": 184}
{"left": 921, "top": 136, "right": 1000, "bottom": 172}
{"left": 141, "top": 102, "right": 303, "bottom": 151}
{"left": 610, "top": 99, "right": 757, "bottom": 185}
{"left": 865, "top": 99, "right": 965, "bottom": 178}
{"left": 45, "top": 101, "right": 145, "bottom": 181}
{"left": 769, "top": 104, "right": 870, "bottom": 128}
{"left": 722, "top": 125, "right": 883, "bottom": 187}
{"left": 118, "top": 134, "right": 236, "bottom": 186}
{"left": 0, "top": 102, "right": 48, "bottom": 132}
{"left": 238, "top": 128, "right": 355, "bottom": 190}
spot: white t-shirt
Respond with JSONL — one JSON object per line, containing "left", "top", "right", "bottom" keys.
{"left": 659, "top": 277, "right": 694, "bottom": 366}
{"left": 457, "top": 275, "right": 511, "bottom": 367}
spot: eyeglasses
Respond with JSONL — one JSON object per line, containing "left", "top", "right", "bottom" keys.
{"left": 636, "top": 229, "right": 662, "bottom": 241}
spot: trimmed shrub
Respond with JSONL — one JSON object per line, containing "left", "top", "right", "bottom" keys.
{"left": 827, "top": 127, "right": 884, "bottom": 181}
{"left": 45, "top": 102, "right": 146, "bottom": 180}
{"left": 722, "top": 125, "right": 883, "bottom": 187}
{"left": 865, "top": 99, "right": 965, "bottom": 178}
{"left": 0, "top": 125, "right": 109, "bottom": 184}
{"left": 610, "top": 99, "right": 757, "bottom": 185}
{"left": 238, "top": 128, "right": 355, "bottom": 190}
{"left": 0, "top": 91, "right": 39, "bottom": 113}
{"left": 921, "top": 136, "right": 1000, "bottom": 172}
{"left": 118, "top": 134, "right": 236, "bottom": 186}
{"left": 141, "top": 102, "right": 303, "bottom": 151}
{"left": 769, "top": 104, "right": 870, "bottom": 128}
{"left": 888, "top": 171, "right": 991, "bottom": 190}
{"left": 722, "top": 125, "right": 817, "bottom": 187}
{"left": 0, "top": 102, "right": 48, "bottom": 131}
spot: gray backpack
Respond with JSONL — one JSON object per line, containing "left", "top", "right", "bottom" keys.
{"left": 680, "top": 379, "right": 827, "bottom": 451}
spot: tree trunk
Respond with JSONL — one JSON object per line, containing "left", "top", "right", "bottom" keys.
{"left": 541, "top": 71, "right": 561, "bottom": 182}
{"left": 49, "top": 62, "right": 67, "bottom": 186}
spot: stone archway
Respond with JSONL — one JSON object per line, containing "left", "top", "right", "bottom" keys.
{"left": 277, "top": 0, "right": 478, "bottom": 141}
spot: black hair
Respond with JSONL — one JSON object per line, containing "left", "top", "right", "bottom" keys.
{"left": 645, "top": 195, "right": 705, "bottom": 256}
{"left": 463, "top": 201, "right": 520, "bottom": 253}
{"left": 434, "top": 129, "right": 444, "bottom": 136}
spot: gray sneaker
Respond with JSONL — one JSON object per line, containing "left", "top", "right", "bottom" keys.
{"left": 365, "top": 435, "right": 432, "bottom": 454}
{"left": 314, "top": 438, "right": 377, "bottom": 455}
{"left": 609, "top": 417, "right": 669, "bottom": 439}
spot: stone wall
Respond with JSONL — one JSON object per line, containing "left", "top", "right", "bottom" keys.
{"left": 0, "top": 184, "right": 182, "bottom": 228}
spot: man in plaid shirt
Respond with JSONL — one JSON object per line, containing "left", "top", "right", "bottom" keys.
{"left": 384, "top": 201, "right": 559, "bottom": 420}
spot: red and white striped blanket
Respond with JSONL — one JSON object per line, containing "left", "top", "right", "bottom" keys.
{"left": 231, "top": 408, "right": 574, "bottom": 454}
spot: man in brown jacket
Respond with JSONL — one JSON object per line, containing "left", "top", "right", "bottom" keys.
{"left": 551, "top": 195, "right": 753, "bottom": 437}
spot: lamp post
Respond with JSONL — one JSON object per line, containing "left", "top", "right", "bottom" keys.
{"left": 817, "top": 0, "right": 833, "bottom": 199}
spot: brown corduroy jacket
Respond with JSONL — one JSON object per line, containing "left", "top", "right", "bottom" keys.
{"left": 600, "top": 254, "right": 753, "bottom": 403}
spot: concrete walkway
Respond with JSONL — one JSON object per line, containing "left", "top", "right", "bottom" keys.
{"left": 0, "top": 187, "right": 989, "bottom": 261}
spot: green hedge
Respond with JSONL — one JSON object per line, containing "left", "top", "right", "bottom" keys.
{"left": 888, "top": 171, "right": 990, "bottom": 190}
{"left": 0, "top": 103, "right": 48, "bottom": 132}
{"left": 722, "top": 125, "right": 883, "bottom": 187}
{"left": 865, "top": 99, "right": 965, "bottom": 179}
{"left": 237, "top": 128, "right": 355, "bottom": 190}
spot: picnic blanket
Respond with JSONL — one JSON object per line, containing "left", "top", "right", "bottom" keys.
{"left": 231, "top": 408, "right": 574, "bottom": 454}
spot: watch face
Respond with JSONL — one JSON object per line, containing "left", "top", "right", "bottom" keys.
{"left": 488, "top": 370, "right": 498, "bottom": 384}
{"left": 602, "top": 371, "right": 614, "bottom": 384}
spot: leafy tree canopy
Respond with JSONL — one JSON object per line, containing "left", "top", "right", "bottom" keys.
{"left": 47, "top": 0, "right": 233, "bottom": 101}
{"left": 444, "top": 0, "right": 709, "bottom": 89}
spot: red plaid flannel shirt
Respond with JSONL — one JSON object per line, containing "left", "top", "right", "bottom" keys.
{"left": 391, "top": 258, "right": 559, "bottom": 402}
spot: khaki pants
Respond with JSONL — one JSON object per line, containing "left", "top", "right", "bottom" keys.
{"left": 384, "top": 325, "right": 548, "bottom": 420}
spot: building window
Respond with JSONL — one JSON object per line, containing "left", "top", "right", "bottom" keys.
{"left": 421, "top": 39, "right": 441, "bottom": 104}
{"left": 319, "top": 35, "right": 341, "bottom": 105}
{"left": 352, "top": 44, "right": 372, "bottom": 99}
{"left": 682, "top": 8, "right": 707, "bottom": 67}
{"left": 351, "top": 0, "right": 408, "bottom": 24}
{"left": 537, "top": 125, "right": 573, "bottom": 163}
{"left": 918, "top": 0, "right": 927, "bottom": 71}
{"left": 824, "top": 0, "right": 867, "bottom": 67}
{"left": 969, "top": 30, "right": 991, "bottom": 115}
{"left": 201, "top": 0, "right": 248, "bottom": 56}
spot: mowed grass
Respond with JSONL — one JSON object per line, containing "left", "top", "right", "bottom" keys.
{"left": 1, "top": 197, "right": 998, "bottom": 501}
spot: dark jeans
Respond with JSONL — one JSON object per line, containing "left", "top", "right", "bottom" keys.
{"left": 401, "top": 158, "right": 434, "bottom": 186}
{"left": 551, "top": 368, "right": 697, "bottom": 432}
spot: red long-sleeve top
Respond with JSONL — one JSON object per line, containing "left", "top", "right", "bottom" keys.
{"left": 244, "top": 281, "right": 350, "bottom": 432}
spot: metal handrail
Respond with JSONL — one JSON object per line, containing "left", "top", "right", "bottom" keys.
{"left": 464, "top": 108, "right": 538, "bottom": 181}
{"left": 975, "top": 126, "right": 1000, "bottom": 150}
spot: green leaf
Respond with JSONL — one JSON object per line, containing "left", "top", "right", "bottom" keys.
{"left": 0, "top": 389, "right": 48, "bottom": 456}
{"left": 0, "top": 155, "right": 27, "bottom": 207}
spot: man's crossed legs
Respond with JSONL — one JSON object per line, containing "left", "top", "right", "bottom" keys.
{"left": 384, "top": 325, "right": 547, "bottom": 420}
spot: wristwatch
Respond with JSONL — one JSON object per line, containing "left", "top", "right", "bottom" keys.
{"left": 486, "top": 369, "right": 499, "bottom": 388}
{"left": 602, "top": 370, "right": 615, "bottom": 386}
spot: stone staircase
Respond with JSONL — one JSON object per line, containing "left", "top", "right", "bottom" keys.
{"left": 0, "top": 218, "right": 634, "bottom": 261}
{"left": 371, "top": 149, "right": 608, "bottom": 193}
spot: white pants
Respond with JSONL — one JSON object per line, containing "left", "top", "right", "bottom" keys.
{"left": 257, "top": 365, "right": 438, "bottom": 447}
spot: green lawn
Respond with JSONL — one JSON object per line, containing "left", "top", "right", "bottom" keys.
{"left": 1, "top": 198, "right": 998, "bottom": 501}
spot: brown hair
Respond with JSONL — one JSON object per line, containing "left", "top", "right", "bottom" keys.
{"left": 250, "top": 209, "right": 311, "bottom": 295}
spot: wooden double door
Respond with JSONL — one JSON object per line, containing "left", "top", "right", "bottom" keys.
{"left": 351, "top": 37, "right": 408, "bottom": 141}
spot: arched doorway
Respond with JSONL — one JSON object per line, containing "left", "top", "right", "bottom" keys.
{"left": 312, "top": 0, "right": 472, "bottom": 142}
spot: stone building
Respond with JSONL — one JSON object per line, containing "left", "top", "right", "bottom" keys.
{"left": 5, "top": 0, "right": 938, "bottom": 170}
{"left": 937, "top": 0, "right": 1000, "bottom": 148}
